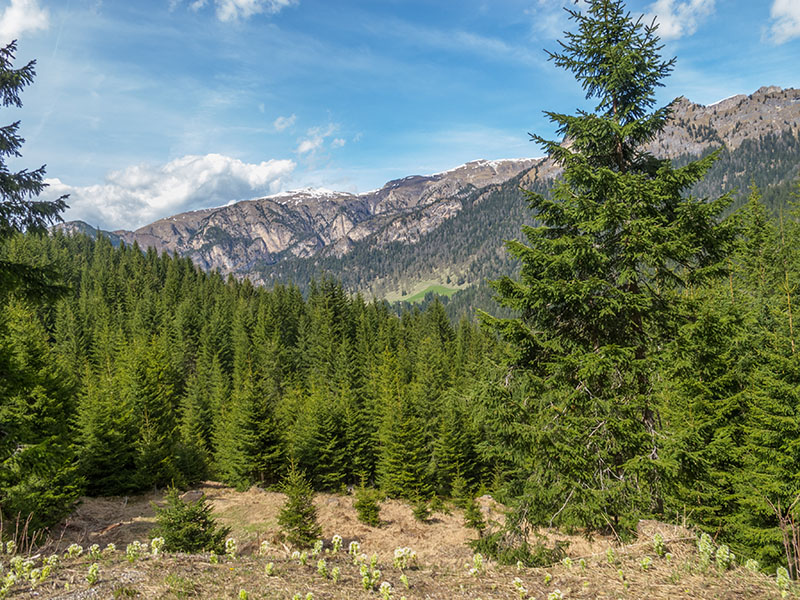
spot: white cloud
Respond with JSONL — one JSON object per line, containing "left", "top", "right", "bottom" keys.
{"left": 0, "top": 0, "right": 49, "bottom": 42}
{"left": 769, "top": 0, "right": 800, "bottom": 44}
{"left": 45, "top": 153, "right": 296, "bottom": 231}
{"left": 214, "top": 0, "right": 296, "bottom": 22}
{"left": 174, "top": 0, "right": 296, "bottom": 21}
{"left": 331, "top": 138, "right": 346, "bottom": 149}
{"left": 295, "top": 123, "right": 338, "bottom": 155}
{"left": 296, "top": 137, "right": 322, "bottom": 154}
{"left": 646, "top": 0, "right": 715, "bottom": 40}
{"left": 273, "top": 113, "right": 296, "bottom": 131}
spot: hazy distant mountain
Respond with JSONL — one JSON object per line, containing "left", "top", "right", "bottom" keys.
{"left": 57, "top": 86, "right": 800, "bottom": 306}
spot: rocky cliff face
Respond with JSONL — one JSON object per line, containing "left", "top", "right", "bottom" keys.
{"left": 57, "top": 86, "right": 800, "bottom": 287}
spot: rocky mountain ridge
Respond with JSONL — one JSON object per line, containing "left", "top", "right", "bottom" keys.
{"left": 65, "top": 157, "right": 540, "bottom": 274}
{"left": 57, "top": 86, "right": 800, "bottom": 296}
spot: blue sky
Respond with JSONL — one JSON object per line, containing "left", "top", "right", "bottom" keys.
{"left": 2, "top": 0, "right": 799, "bottom": 230}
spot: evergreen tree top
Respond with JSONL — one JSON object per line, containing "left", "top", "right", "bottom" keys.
{"left": 0, "top": 40, "right": 69, "bottom": 299}
{"left": 537, "top": 0, "right": 676, "bottom": 173}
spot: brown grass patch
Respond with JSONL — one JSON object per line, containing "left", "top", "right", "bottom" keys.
{"left": 13, "top": 482, "right": 782, "bottom": 600}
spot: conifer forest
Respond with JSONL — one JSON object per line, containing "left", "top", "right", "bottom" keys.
{"left": 4, "top": 0, "right": 800, "bottom": 582}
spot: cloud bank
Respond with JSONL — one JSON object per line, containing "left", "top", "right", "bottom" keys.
{"left": 46, "top": 153, "right": 296, "bottom": 231}
{"left": 769, "top": 0, "right": 800, "bottom": 43}
{"left": 0, "top": 0, "right": 49, "bottom": 42}
{"left": 646, "top": 0, "right": 715, "bottom": 40}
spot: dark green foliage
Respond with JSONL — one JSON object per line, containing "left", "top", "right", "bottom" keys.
{"left": 354, "top": 483, "right": 381, "bottom": 527}
{"left": 469, "top": 519, "right": 568, "bottom": 567}
{"left": 0, "top": 42, "right": 77, "bottom": 534}
{"left": 5, "top": 229, "right": 497, "bottom": 505}
{"left": 277, "top": 464, "right": 322, "bottom": 548}
{"left": 481, "top": 0, "right": 734, "bottom": 535}
{"left": 0, "top": 300, "right": 81, "bottom": 531}
{"left": 77, "top": 365, "right": 138, "bottom": 495}
{"left": 432, "top": 393, "right": 479, "bottom": 496}
{"left": 377, "top": 352, "right": 432, "bottom": 499}
{"left": 150, "top": 487, "right": 229, "bottom": 554}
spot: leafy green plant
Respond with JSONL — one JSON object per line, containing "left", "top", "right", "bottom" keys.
{"left": 399, "top": 573, "right": 409, "bottom": 589}
{"left": 317, "top": 558, "right": 328, "bottom": 578}
{"left": 86, "top": 563, "right": 99, "bottom": 585}
{"left": 360, "top": 562, "right": 381, "bottom": 590}
{"left": 777, "top": 566, "right": 790, "bottom": 590}
{"left": 150, "top": 537, "right": 165, "bottom": 556}
{"left": 715, "top": 544, "right": 734, "bottom": 571}
{"left": 393, "top": 547, "right": 417, "bottom": 570}
{"left": 697, "top": 533, "right": 714, "bottom": 569}
{"left": 126, "top": 541, "right": 146, "bottom": 562}
{"left": 150, "top": 487, "right": 229, "bottom": 554}
{"left": 653, "top": 533, "right": 665, "bottom": 557}
{"left": 379, "top": 581, "right": 393, "bottom": 600}
{"left": 225, "top": 538, "right": 238, "bottom": 559}
{"left": 512, "top": 577, "right": 527, "bottom": 599}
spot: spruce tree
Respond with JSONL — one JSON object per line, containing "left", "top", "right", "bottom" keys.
{"left": 376, "top": 351, "right": 431, "bottom": 499}
{"left": 480, "top": 0, "right": 734, "bottom": 533}
{"left": 0, "top": 41, "right": 68, "bottom": 299}
{"left": 151, "top": 487, "right": 230, "bottom": 554}
{"left": 277, "top": 463, "right": 322, "bottom": 548}
{"left": 0, "top": 300, "right": 81, "bottom": 530}
{"left": 77, "top": 362, "right": 139, "bottom": 495}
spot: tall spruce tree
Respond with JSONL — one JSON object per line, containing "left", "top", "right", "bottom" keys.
{"left": 0, "top": 41, "right": 68, "bottom": 299}
{"left": 480, "top": 0, "right": 734, "bottom": 534}
{"left": 0, "top": 41, "right": 75, "bottom": 532}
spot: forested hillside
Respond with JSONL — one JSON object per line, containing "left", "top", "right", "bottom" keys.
{"left": 3, "top": 179, "right": 800, "bottom": 570}
{"left": 0, "top": 232, "right": 500, "bottom": 523}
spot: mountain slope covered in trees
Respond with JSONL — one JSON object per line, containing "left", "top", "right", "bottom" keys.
{"left": 57, "top": 86, "right": 800, "bottom": 309}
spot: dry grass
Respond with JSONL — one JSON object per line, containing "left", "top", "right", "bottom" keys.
{"left": 3, "top": 483, "right": 788, "bottom": 599}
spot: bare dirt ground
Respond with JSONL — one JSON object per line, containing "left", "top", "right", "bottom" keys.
{"left": 3, "top": 482, "right": 787, "bottom": 599}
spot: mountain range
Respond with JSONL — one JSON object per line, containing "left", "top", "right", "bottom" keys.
{"left": 57, "top": 85, "right": 800, "bottom": 312}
